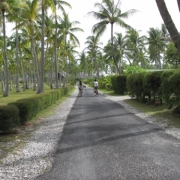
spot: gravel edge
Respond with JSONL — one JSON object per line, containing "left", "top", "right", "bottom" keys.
{"left": 0, "top": 88, "right": 78, "bottom": 180}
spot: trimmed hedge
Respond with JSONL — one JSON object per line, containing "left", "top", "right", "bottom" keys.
{"left": 0, "top": 86, "right": 73, "bottom": 133}
{"left": 0, "top": 105, "right": 20, "bottom": 133}
{"left": 111, "top": 75, "right": 127, "bottom": 94}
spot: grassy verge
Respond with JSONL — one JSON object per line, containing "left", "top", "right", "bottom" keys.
{"left": 100, "top": 89, "right": 180, "bottom": 128}
{"left": 0, "top": 87, "right": 75, "bottom": 162}
{"left": 124, "top": 99, "right": 180, "bottom": 128}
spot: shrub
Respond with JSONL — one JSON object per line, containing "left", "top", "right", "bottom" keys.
{"left": 111, "top": 75, "right": 127, "bottom": 94}
{"left": 0, "top": 105, "right": 20, "bottom": 133}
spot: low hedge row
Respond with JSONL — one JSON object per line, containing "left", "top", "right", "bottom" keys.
{"left": 97, "top": 70, "right": 180, "bottom": 113}
{"left": 126, "top": 70, "right": 180, "bottom": 112}
{"left": 111, "top": 75, "right": 127, "bottom": 95}
{"left": 0, "top": 86, "right": 73, "bottom": 133}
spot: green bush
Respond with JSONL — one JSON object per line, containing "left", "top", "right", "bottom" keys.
{"left": 10, "top": 99, "right": 35, "bottom": 124}
{"left": 126, "top": 74, "right": 136, "bottom": 97}
{"left": 161, "top": 70, "right": 175, "bottom": 104}
{"left": 111, "top": 75, "right": 127, "bottom": 95}
{"left": 98, "top": 76, "right": 112, "bottom": 90}
{"left": 144, "top": 71, "right": 163, "bottom": 103}
{"left": 0, "top": 105, "right": 20, "bottom": 133}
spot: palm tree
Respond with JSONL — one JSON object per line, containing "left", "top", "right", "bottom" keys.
{"left": 88, "top": 0, "right": 137, "bottom": 74}
{"left": 7, "top": 0, "right": 26, "bottom": 93}
{"left": 0, "top": 0, "right": 15, "bottom": 96}
{"left": 19, "top": 0, "right": 40, "bottom": 91}
{"left": 58, "top": 12, "right": 83, "bottom": 85}
{"left": 53, "top": 0, "right": 71, "bottom": 89}
{"left": 64, "top": 42, "right": 78, "bottom": 83}
{"left": 37, "top": 0, "right": 56, "bottom": 94}
{"left": 125, "top": 29, "right": 146, "bottom": 67}
{"left": 78, "top": 51, "right": 87, "bottom": 78}
{"left": 85, "top": 35, "right": 102, "bottom": 78}
{"left": 147, "top": 27, "right": 165, "bottom": 69}
{"left": 155, "top": 0, "right": 180, "bottom": 53}
{"left": 161, "top": 24, "right": 170, "bottom": 68}
{"left": 113, "top": 32, "right": 128, "bottom": 73}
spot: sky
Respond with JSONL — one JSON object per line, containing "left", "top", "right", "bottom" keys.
{"left": 63, "top": 0, "right": 180, "bottom": 52}
{"left": 6, "top": 0, "right": 180, "bottom": 52}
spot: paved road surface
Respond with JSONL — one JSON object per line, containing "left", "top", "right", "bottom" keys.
{"left": 36, "top": 87, "right": 180, "bottom": 180}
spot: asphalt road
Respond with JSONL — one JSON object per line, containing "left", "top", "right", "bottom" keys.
{"left": 36, "top": 87, "right": 180, "bottom": 180}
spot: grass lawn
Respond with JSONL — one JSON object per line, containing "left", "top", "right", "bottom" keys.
{"left": 124, "top": 99, "right": 180, "bottom": 128}
{"left": 0, "top": 84, "right": 51, "bottom": 105}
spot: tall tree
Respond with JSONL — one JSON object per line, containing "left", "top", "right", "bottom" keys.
{"left": 85, "top": 35, "right": 102, "bottom": 78}
{"left": 113, "top": 32, "right": 128, "bottom": 73}
{"left": 37, "top": 0, "right": 55, "bottom": 93}
{"left": 125, "top": 29, "right": 146, "bottom": 67}
{"left": 7, "top": 0, "right": 26, "bottom": 93}
{"left": 53, "top": 0, "right": 71, "bottom": 89}
{"left": 58, "top": 12, "right": 83, "bottom": 84}
{"left": 19, "top": 0, "right": 40, "bottom": 91}
{"left": 147, "top": 27, "right": 165, "bottom": 68}
{"left": 0, "top": 0, "right": 22, "bottom": 96}
{"left": 155, "top": 0, "right": 180, "bottom": 53}
{"left": 88, "top": 0, "right": 137, "bottom": 74}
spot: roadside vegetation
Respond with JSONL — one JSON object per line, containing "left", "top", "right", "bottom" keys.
{"left": 84, "top": 71, "right": 180, "bottom": 129}
{"left": 0, "top": 86, "right": 75, "bottom": 162}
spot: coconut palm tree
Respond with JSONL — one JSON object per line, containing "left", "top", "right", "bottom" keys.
{"left": 53, "top": 0, "right": 71, "bottom": 89}
{"left": 78, "top": 51, "right": 87, "bottom": 78}
{"left": 37, "top": 0, "right": 55, "bottom": 93}
{"left": 18, "top": 0, "right": 40, "bottom": 91}
{"left": 64, "top": 42, "right": 78, "bottom": 83}
{"left": 58, "top": 12, "right": 83, "bottom": 84}
{"left": 155, "top": 0, "right": 180, "bottom": 53}
{"left": 88, "top": 0, "right": 137, "bottom": 74}
{"left": 85, "top": 35, "right": 102, "bottom": 78}
{"left": 160, "top": 24, "right": 170, "bottom": 68}
{"left": 7, "top": 0, "right": 26, "bottom": 93}
{"left": 0, "top": 0, "right": 20, "bottom": 96}
{"left": 113, "top": 32, "right": 128, "bottom": 73}
{"left": 147, "top": 27, "right": 165, "bottom": 69}
{"left": 125, "top": 29, "right": 147, "bottom": 67}
{"left": 103, "top": 41, "right": 116, "bottom": 74}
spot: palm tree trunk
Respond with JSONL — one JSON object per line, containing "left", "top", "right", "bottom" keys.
{"left": 15, "top": 22, "right": 20, "bottom": 92}
{"left": 31, "top": 37, "right": 39, "bottom": 91}
{"left": 177, "top": 0, "right": 180, "bottom": 12}
{"left": 2, "top": 9, "right": 9, "bottom": 97}
{"left": 19, "top": 48, "right": 26, "bottom": 91}
{"left": 37, "top": 0, "right": 45, "bottom": 94}
{"left": 111, "top": 23, "right": 121, "bottom": 74}
{"left": 0, "top": 70, "right": 5, "bottom": 92}
{"left": 94, "top": 55, "right": 99, "bottom": 78}
{"left": 156, "top": 0, "right": 180, "bottom": 53}
{"left": 54, "top": 2, "right": 59, "bottom": 89}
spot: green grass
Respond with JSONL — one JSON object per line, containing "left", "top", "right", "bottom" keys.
{"left": 99, "top": 88, "right": 118, "bottom": 96}
{"left": 124, "top": 99, "right": 180, "bottom": 128}
{"left": 100, "top": 88, "right": 180, "bottom": 128}
{"left": 0, "top": 84, "right": 52, "bottom": 106}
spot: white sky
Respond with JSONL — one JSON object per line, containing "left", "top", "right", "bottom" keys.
{"left": 6, "top": 0, "right": 180, "bottom": 52}
{"left": 64, "top": 0, "right": 180, "bottom": 52}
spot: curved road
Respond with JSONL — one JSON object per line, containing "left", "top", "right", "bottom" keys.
{"left": 36, "top": 87, "right": 180, "bottom": 180}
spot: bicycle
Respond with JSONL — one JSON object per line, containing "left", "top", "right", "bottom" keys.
{"left": 94, "top": 88, "right": 98, "bottom": 97}
{"left": 79, "top": 88, "right": 83, "bottom": 96}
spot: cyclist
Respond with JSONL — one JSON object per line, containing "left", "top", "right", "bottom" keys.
{"left": 78, "top": 80, "right": 83, "bottom": 95}
{"left": 93, "top": 79, "right": 98, "bottom": 96}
